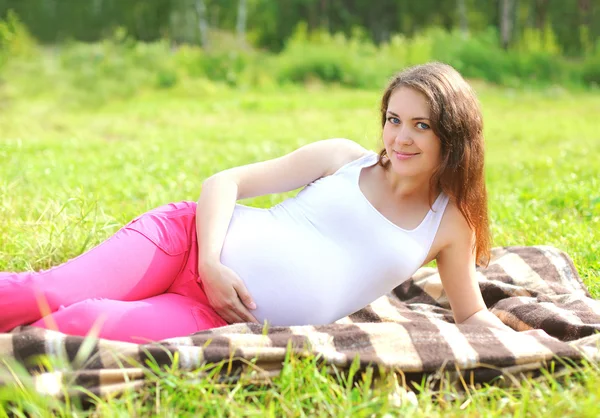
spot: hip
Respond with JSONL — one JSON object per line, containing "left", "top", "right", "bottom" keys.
{"left": 123, "top": 200, "right": 198, "bottom": 256}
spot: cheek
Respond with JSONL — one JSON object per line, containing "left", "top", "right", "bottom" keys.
{"left": 431, "top": 143, "right": 443, "bottom": 164}
{"left": 382, "top": 124, "right": 394, "bottom": 142}
{"left": 426, "top": 134, "right": 442, "bottom": 153}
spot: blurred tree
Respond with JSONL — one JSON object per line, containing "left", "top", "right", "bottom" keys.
{"left": 534, "top": 0, "right": 549, "bottom": 31}
{"left": 195, "top": 0, "right": 209, "bottom": 47}
{"left": 458, "top": 0, "right": 469, "bottom": 36}
{"left": 0, "top": 0, "right": 596, "bottom": 56}
{"left": 500, "top": 0, "right": 515, "bottom": 49}
{"left": 237, "top": 0, "right": 247, "bottom": 45}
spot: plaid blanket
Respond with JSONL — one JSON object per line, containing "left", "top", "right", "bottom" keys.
{"left": 1, "top": 245, "right": 599, "bottom": 399}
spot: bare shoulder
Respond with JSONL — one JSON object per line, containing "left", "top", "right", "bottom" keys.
{"left": 212, "top": 137, "right": 372, "bottom": 200}
{"left": 436, "top": 198, "right": 475, "bottom": 251}
{"left": 323, "top": 138, "right": 372, "bottom": 176}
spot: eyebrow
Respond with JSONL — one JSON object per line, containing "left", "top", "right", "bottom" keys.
{"left": 386, "top": 111, "right": 430, "bottom": 121}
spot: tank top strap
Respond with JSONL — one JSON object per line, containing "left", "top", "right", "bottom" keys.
{"left": 432, "top": 192, "right": 450, "bottom": 212}
{"left": 333, "top": 151, "right": 379, "bottom": 177}
{"left": 415, "top": 192, "right": 450, "bottom": 253}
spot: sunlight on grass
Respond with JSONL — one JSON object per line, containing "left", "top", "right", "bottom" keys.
{"left": 1, "top": 79, "right": 599, "bottom": 416}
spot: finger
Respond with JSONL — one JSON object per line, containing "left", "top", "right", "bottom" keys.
{"left": 229, "top": 304, "right": 248, "bottom": 323}
{"left": 234, "top": 283, "right": 257, "bottom": 310}
{"left": 234, "top": 303, "right": 259, "bottom": 324}
{"left": 214, "top": 308, "right": 243, "bottom": 325}
{"left": 220, "top": 313, "right": 241, "bottom": 324}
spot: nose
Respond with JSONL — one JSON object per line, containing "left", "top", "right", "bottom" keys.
{"left": 394, "top": 125, "right": 413, "bottom": 145}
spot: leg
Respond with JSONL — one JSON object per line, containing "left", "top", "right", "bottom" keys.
{"left": 31, "top": 293, "right": 228, "bottom": 343}
{"left": 0, "top": 206, "right": 195, "bottom": 332}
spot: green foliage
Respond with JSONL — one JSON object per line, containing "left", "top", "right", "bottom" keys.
{"left": 190, "top": 50, "right": 252, "bottom": 86}
{"left": 516, "top": 24, "right": 562, "bottom": 56}
{"left": 276, "top": 24, "right": 380, "bottom": 88}
{"left": 431, "top": 28, "right": 507, "bottom": 84}
{"left": 173, "top": 42, "right": 274, "bottom": 89}
{"left": 2, "top": 0, "right": 600, "bottom": 59}
{"left": 581, "top": 41, "right": 600, "bottom": 87}
{"left": 0, "top": 10, "right": 36, "bottom": 70}
{"left": 582, "top": 57, "right": 600, "bottom": 87}
{"left": 156, "top": 67, "right": 178, "bottom": 89}
{"left": 429, "top": 28, "right": 586, "bottom": 88}
{"left": 275, "top": 26, "right": 600, "bottom": 89}
{"left": 56, "top": 29, "right": 180, "bottom": 105}
{"left": 1, "top": 11, "right": 598, "bottom": 108}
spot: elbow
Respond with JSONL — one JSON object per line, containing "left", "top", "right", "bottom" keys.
{"left": 456, "top": 306, "right": 487, "bottom": 325}
{"left": 199, "top": 175, "right": 216, "bottom": 199}
{"left": 202, "top": 172, "right": 223, "bottom": 186}
{"left": 199, "top": 173, "right": 240, "bottom": 200}
{"left": 202, "top": 173, "right": 233, "bottom": 189}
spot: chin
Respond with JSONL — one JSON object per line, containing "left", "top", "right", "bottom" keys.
{"left": 390, "top": 166, "right": 417, "bottom": 177}
{"left": 388, "top": 157, "right": 434, "bottom": 178}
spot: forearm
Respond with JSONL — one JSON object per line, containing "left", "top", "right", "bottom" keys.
{"left": 458, "top": 308, "right": 513, "bottom": 331}
{"left": 196, "top": 175, "right": 238, "bottom": 274}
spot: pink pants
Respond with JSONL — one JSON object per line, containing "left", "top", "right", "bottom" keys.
{"left": 0, "top": 201, "right": 228, "bottom": 343}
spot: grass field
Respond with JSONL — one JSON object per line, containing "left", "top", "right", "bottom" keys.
{"left": 1, "top": 77, "right": 599, "bottom": 416}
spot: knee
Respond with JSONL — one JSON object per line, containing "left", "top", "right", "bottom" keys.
{"left": 36, "top": 298, "right": 109, "bottom": 337}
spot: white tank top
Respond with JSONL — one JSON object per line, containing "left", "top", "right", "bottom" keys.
{"left": 219, "top": 151, "right": 449, "bottom": 326}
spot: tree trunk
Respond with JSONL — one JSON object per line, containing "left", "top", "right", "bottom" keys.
{"left": 578, "top": 0, "right": 591, "bottom": 26}
{"left": 92, "top": 0, "right": 102, "bottom": 16}
{"left": 236, "top": 0, "right": 247, "bottom": 46}
{"left": 320, "top": 0, "right": 329, "bottom": 31}
{"left": 500, "top": 0, "right": 514, "bottom": 49}
{"left": 457, "top": 0, "right": 468, "bottom": 37}
{"left": 307, "top": 1, "right": 317, "bottom": 32}
{"left": 534, "top": 0, "right": 549, "bottom": 30}
{"left": 512, "top": 0, "right": 520, "bottom": 45}
{"left": 194, "top": 0, "right": 209, "bottom": 48}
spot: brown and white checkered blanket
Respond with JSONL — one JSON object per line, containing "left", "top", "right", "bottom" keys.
{"left": 1, "top": 245, "right": 599, "bottom": 398}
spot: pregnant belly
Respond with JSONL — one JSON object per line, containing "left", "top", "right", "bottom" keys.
{"left": 219, "top": 209, "right": 350, "bottom": 326}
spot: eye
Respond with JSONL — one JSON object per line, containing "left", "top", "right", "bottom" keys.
{"left": 416, "top": 122, "right": 430, "bottom": 130}
{"left": 387, "top": 116, "right": 400, "bottom": 125}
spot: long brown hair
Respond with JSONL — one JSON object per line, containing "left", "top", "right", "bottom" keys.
{"left": 378, "top": 62, "right": 491, "bottom": 265}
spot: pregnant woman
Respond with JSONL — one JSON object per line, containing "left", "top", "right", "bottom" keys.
{"left": 1, "top": 62, "right": 514, "bottom": 343}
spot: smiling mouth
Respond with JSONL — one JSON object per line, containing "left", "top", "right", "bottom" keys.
{"left": 393, "top": 151, "right": 419, "bottom": 159}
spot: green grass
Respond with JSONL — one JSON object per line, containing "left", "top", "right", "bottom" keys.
{"left": 1, "top": 72, "right": 599, "bottom": 416}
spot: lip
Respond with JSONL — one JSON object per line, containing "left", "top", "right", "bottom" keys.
{"left": 393, "top": 151, "right": 419, "bottom": 160}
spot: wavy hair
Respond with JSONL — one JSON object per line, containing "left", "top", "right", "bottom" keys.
{"left": 377, "top": 62, "right": 491, "bottom": 265}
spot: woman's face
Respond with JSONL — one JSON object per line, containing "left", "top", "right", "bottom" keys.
{"left": 382, "top": 87, "right": 442, "bottom": 180}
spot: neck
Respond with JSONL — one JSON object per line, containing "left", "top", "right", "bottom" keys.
{"left": 383, "top": 165, "right": 437, "bottom": 203}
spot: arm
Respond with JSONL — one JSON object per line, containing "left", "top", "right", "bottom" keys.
{"left": 435, "top": 206, "right": 512, "bottom": 331}
{"left": 196, "top": 138, "right": 368, "bottom": 269}
{"left": 436, "top": 206, "right": 552, "bottom": 338}
{"left": 195, "top": 138, "right": 368, "bottom": 322}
